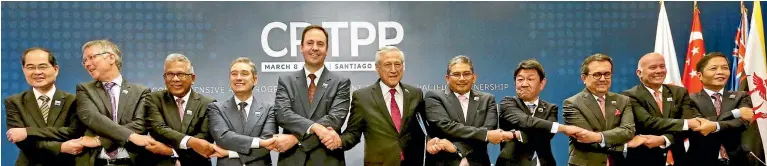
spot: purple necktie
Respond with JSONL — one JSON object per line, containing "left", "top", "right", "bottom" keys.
{"left": 103, "top": 82, "right": 119, "bottom": 158}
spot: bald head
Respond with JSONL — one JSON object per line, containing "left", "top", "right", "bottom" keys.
{"left": 636, "top": 52, "right": 667, "bottom": 89}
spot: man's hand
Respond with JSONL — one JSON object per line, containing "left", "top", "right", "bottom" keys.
{"left": 460, "top": 157, "right": 470, "bottom": 166}
{"left": 187, "top": 137, "right": 215, "bottom": 157}
{"left": 626, "top": 136, "right": 648, "bottom": 148}
{"left": 501, "top": 131, "right": 515, "bottom": 141}
{"left": 560, "top": 125, "right": 585, "bottom": 137}
{"left": 145, "top": 140, "right": 174, "bottom": 156}
{"left": 693, "top": 118, "right": 717, "bottom": 136}
{"left": 641, "top": 135, "right": 666, "bottom": 148}
{"left": 574, "top": 130, "right": 602, "bottom": 143}
{"left": 260, "top": 138, "right": 276, "bottom": 151}
{"left": 426, "top": 137, "right": 442, "bottom": 155}
{"left": 487, "top": 129, "right": 505, "bottom": 144}
{"left": 61, "top": 139, "right": 84, "bottom": 155}
{"left": 687, "top": 119, "right": 701, "bottom": 129}
{"left": 209, "top": 144, "right": 229, "bottom": 158}
{"left": 320, "top": 127, "right": 342, "bottom": 150}
{"left": 437, "top": 139, "right": 457, "bottom": 153}
{"left": 7, "top": 128, "right": 27, "bottom": 143}
{"left": 128, "top": 133, "right": 153, "bottom": 146}
{"left": 272, "top": 134, "right": 298, "bottom": 153}
{"left": 77, "top": 136, "right": 101, "bottom": 148}
{"left": 740, "top": 107, "right": 755, "bottom": 122}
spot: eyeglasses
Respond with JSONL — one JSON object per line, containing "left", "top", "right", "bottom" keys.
{"left": 23, "top": 64, "right": 52, "bottom": 71}
{"left": 164, "top": 72, "right": 193, "bottom": 79}
{"left": 584, "top": 72, "right": 612, "bottom": 79}
{"left": 81, "top": 52, "right": 111, "bottom": 66}
{"left": 449, "top": 72, "right": 474, "bottom": 79}
{"left": 380, "top": 62, "right": 403, "bottom": 70}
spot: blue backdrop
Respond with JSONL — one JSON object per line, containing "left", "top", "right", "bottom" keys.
{"left": 2, "top": 1, "right": 766, "bottom": 166}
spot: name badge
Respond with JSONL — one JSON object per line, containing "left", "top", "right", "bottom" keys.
{"left": 666, "top": 97, "right": 673, "bottom": 102}
{"left": 254, "top": 112, "right": 262, "bottom": 117}
{"left": 729, "top": 94, "right": 736, "bottom": 99}
{"left": 122, "top": 90, "right": 129, "bottom": 94}
{"left": 611, "top": 101, "right": 617, "bottom": 105}
{"left": 186, "top": 110, "right": 192, "bottom": 115}
{"left": 54, "top": 100, "right": 61, "bottom": 106}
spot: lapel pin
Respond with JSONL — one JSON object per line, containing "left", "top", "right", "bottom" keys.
{"left": 254, "top": 112, "right": 262, "bottom": 117}
{"left": 666, "top": 97, "right": 673, "bottom": 102}
{"left": 404, "top": 88, "right": 410, "bottom": 93}
{"left": 186, "top": 110, "right": 192, "bottom": 115}
{"left": 611, "top": 101, "right": 616, "bottom": 105}
{"left": 54, "top": 100, "right": 61, "bottom": 106}
{"left": 122, "top": 90, "right": 129, "bottom": 94}
{"left": 473, "top": 97, "right": 479, "bottom": 101}
{"left": 322, "top": 83, "right": 328, "bottom": 88}
{"left": 729, "top": 94, "right": 736, "bottom": 99}
{"left": 537, "top": 107, "right": 543, "bottom": 112}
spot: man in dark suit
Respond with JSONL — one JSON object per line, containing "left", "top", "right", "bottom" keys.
{"left": 339, "top": 46, "right": 426, "bottom": 166}
{"left": 144, "top": 53, "right": 218, "bottom": 165}
{"left": 622, "top": 52, "right": 705, "bottom": 166}
{"left": 563, "top": 53, "right": 638, "bottom": 166}
{"left": 497, "top": 59, "right": 585, "bottom": 166}
{"left": 686, "top": 52, "right": 753, "bottom": 166}
{"left": 5, "top": 47, "right": 81, "bottom": 166}
{"left": 424, "top": 55, "right": 505, "bottom": 166}
{"left": 75, "top": 39, "right": 155, "bottom": 166}
{"left": 208, "top": 57, "right": 278, "bottom": 166}
{"left": 273, "top": 25, "right": 351, "bottom": 166}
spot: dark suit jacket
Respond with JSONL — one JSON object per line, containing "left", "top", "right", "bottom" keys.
{"left": 733, "top": 80, "right": 766, "bottom": 166}
{"left": 208, "top": 96, "right": 277, "bottom": 166}
{"left": 622, "top": 84, "right": 701, "bottom": 166}
{"left": 340, "top": 81, "right": 426, "bottom": 166}
{"left": 496, "top": 96, "right": 558, "bottom": 166}
{"left": 424, "top": 88, "right": 498, "bottom": 166}
{"left": 74, "top": 80, "right": 152, "bottom": 166}
{"left": 5, "top": 88, "right": 80, "bottom": 166}
{"left": 687, "top": 90, "right": 751, "bottom": 166}
{"left": 563, "top": 89, "right": 635, "bottom": 166}
{"left": 273, "top": 68, "right": 351, "bottom": 166}
{"left": 145, "top": 90, "right": 216, "bottom": 165}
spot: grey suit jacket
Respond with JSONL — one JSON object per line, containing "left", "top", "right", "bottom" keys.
{"left": 209, "top": 96, "right": 277, "bottom": 166}
{"left": 497, "top": 96, "right": 558, "bottom": 166}
{"left": 424, "top": 88, "right": 498, "bottom": 166}
{"left": 145, "top": 90, "right": 216, "bottom": 165}
{"left": 74, "top": 80, "right": 151, "bottom": 166}
{"left": 5, "top": 88, "right": 80, "bottom": 166}
{"left": 562, "top": 89, "right": 635, "bottom": 166}
{"left": 273, "top": 68, "right": 351, "bottom": 166}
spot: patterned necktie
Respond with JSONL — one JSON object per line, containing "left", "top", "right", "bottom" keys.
{"left": 654, "top": 90, "right": 663, "bottom": 114}
{"left": 38, "top": 95, "right": 50, "bottom": 123}
{"left": 711, "top": 93, "right": 729, "bottom": 160}
{"left": 103, "top": 82, "right": 118, "bottom": 158}
{"left": 238, "top": 102, "right": 248, "bottom": 123}
{"left": 597, "top": 96, "right": 606, "bottom": 119}
{"left": 176, "top": 98, "right": 185, "bottom": 121}
{"left": 308, "top": 74, "right": 317, "bottom": 104}
{"left": 388, "top": 89, "right": 404, "bottom": 161}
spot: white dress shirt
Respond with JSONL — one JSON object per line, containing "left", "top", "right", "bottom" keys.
{"left": 32, "top": 85, "right": 56, "bottom": 112}
{"left": 453, "top": 92, "right": 471, "bottom": 122}
{"left": 380, "top": 82, "right": 404, "bottom": 117}
{"left": 227, "top": 96, "right": 262, "bottom": 159}
{"left": 99, "top": 75, "right": 130, "bottom": 159}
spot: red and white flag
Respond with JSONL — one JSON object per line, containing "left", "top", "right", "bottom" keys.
{"left": 743, "top": 0, "right": 767, "bottom": 161}
{"left": 682, "top": 6, "right": 706, "bottom": 93}
{"left": 655, "top": 1, "right": 683, "bottom": 87}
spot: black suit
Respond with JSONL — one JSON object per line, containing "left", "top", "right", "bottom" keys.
{"left": 687, "top": 90, "right": 751, "bottom": 166}
{"left": 5, "top": 88, "right": 80, "bottom": 166}
{"left": 145, "top": 90, "right": 216, "bottom": 165}
{"left": 340, "top": 81, "right": 426, "bottom": 166}
{"left": 424, "top": 89, "right": 498, "bottom": 166}
{"left": 622, "top": 84, "right": 701, "bottom": 166}
{"left": 496, "top": 96, "right": 558, "bottom": 166}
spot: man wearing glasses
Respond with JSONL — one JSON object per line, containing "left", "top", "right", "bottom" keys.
{"left": 5, "top": 47, "right": 81, "bottom": 165}
{"left": 144, "top": 53, "right": 218, "bottom": 165}
{"left": 423, "top": 55, "right": 507, "bottom": 166}
{"left": 75, "top": 39, "right": 154, "bottom": 166}
{"left": 563, "top": 53, "right": 636, "bottom": 166}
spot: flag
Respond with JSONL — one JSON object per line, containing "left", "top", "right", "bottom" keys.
{"left": 744, "top": 0, "right": 767, "bottom": 161}
{"left": 682, "top": 6, "right": 706, "bottom": 93}
{"left": 655, "top": 1, "right": 683, "bottom": 87}
{"left": 730, "top": 3, "right": 749, "bottom": 91}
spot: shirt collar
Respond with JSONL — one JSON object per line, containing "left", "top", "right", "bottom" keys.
{"left": 173, "top": 90, "right": 192, "bottom": 103}
{"left": 32, "top": 85, "right": 57, "bottom": 100}
{"left": 102, "top": 74, "right": 123, "bottom": 87}
{"left": 453, "top": 91, "right": 471, "bottom": 100}
{"left": 592, "top": 94, "right": 606, "bottom": 101}
{"left": 304, "top": 66, "right": 325, "bottom": 80}
{"left": 523, "top": 97, "right": 539, "bottom": 106}
{"left": 703, "top": 88, "right": 724, "bottom": 97}
{"left": 234, "top": 95, "right": 254, "bottom": 107}
{"left": 643, "top": 84, "right": 663, "bottom": 95}
{"left": 379, "top": 81, "right": 402, "bottom": 95}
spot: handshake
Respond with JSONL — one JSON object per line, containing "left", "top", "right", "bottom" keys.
{"left": 687, "top": 118, "right": 718, "bottom": 136}
{"left": 559, "top": 125, "right": 604, "bottom": 144}
{"left": 311, "top": 124, "right": 342, "bottom": 150}
{"left": 486, "top": 129, "right": 518, "bottom": 144}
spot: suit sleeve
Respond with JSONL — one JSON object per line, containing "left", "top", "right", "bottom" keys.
{"left": 261, "top": 104, "right": 278, "bottom": 138}
{"left": 239, "top": 105, "right": 275, "bottom": 164}
{"left": 424, "top": 91, "right": 488, "bottom": 142}
{"left": 274, "top": 77, "right": 315, "bottom": 136}
{"left": 499, "top": 97, "right": 554, "bottom": 133}
{"left": 601, "top": 98, "right": 635, "bottom": 150}
{"left": 26, "top": 97, "right": 81, "bottom": 140}
{"left": 480, "top": 95, "right": 498, "bottom": 130}
{"left": 340, "top": 91, "right": 364, "bottom": 150}
{"left": 314, "top": 78, "right": 352, "bottom": 131}
{"left": 625, "top": 96, "right": 684, "bottom": 132}
{"left": 145, "top": 95, "right": 186, "bottom": 147}
{"left": 718, "top": 94, "right": 752, "bottom": 132}
{"left": 207, "top": 102, "right": 255, "bottom": 154}
{"left": 563, "top": 98, "right": 603, "bottom": 150}
{"left": 6, "top": 97, "right": 26, "bottom": 129}
{"left": 518, "top": 104, "right": 560, "bottom": 145}
{"left": 75, "top": 84, "right": 139, "bottom": 144}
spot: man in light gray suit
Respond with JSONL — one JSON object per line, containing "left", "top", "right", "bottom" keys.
{"left": 273, "top": 25, "right": 351, "bottom": 166}
{"left": 208, "top": 57, "right": 278, "bottom": 166}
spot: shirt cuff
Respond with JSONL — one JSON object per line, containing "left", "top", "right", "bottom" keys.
{"left": 599, "top": 133, "right": 606, "bottom": 147}
{"left": 623, "top": 143, "right": 628, "bottom": 157}
{"left": 251, "top": 138, "right": 261, "bottom": 148}
{"left": 172, "top": 149, "right": 178, "bottom": 157}
{"left": 550, "top": 122, "right": 560, "bottom": 134}
{"left": 306, "top": 124, "right": 314, "bottom": 135}
{"left": 516, "top": 131, "right": 523, "bottom": 143}
{"left": 660, "top": 136, "right": 671, "bottom": 149}
{"left": 714, "top": 122, "right": 721, "bottom": 133}
{"left": 732, "top": 109, "right": 741, "bottom": 118}
{"left": 228, "top": 150, "right": 239, "bottom": 158}
{"left": 180, "top": 136, "right": 191, "bottom": 149}
{"left": 682, "top": 120, "right": 689, "bottom": 131}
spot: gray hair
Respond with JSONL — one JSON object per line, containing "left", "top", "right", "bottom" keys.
{"left": 82, "top": 39, "right": 122, "bottom": 70}
{"left": 164, "top": 53, "right": 194, "bottom": 74}
{"left": 446, "top": 55, "right": 474, "bottom": 75}
{"left": 230, "top": 57, "right": 258, "bottom": 76}
{"left": 375, "top": 46, "right": 405, "bottom": 65}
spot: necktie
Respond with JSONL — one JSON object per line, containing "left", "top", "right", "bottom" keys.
{"left": 389, "top": 89, "right": 404, "bottom": 161}
{"left": 712, "top": 93, "right": 729, "bottom": 160}
{"left": 308, "top": 74, "right": 317, "bottom": 104}
{"left": 457, "top": 95, "right": 468, "bottom": 121}
{"left": 176, "top": 98, "right": 185, "bottom": 121}
{"left": 526, "top": 104, "right": 536, "bottom": 115}
{"left": 597, "top": 96, "right": 606, "bottom": 119}
{"left": 238, "top": 102, "right": 248, "bottom": 123}
{"left": 654, "top": 90, "right": 663, "bottom": 114}
{"left": 103, "top": 82, "right": 118, "bottom": 158}
{"left": 38, "top": 95, "right": 50, "bottom": 123}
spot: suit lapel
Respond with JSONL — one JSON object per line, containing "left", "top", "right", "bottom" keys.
{"left": 94, "top": 82, "right": 115, "bottom": 118}
{"left": 581, "top": 91, "right": 606, "bottom": 127}
{"left": 163, "top": 92, "right": 183, "bottom": 131}
{"left": 719, "top": 91, "right": 736, "bottom": 120}
{"left": 604, "top": 93, "right": 617, "bottom": 127}
{"left": 445, "top": 89, "right": 466, "bottom": 123}
{"left": 45, "top": 90, "right": 66, "bottom": 126}
{"left": 181, "top": 91, "right": 202, "bottom": 133}
{"left": 224, "top": 98, "right": 245, "bottom": 133}
{"left": 246, "top": 98, "right": 267, "bottom": 135}
{"left": 372, "top": 83, "right": 398, "bottom": 133}
{"left": 23, "top": 90, "right": 47, "bottom": 127}
{"left": 694, "top": 92, "right": 718, "bottom": 117}
{"left": 293, "top": 70, "right": 311, "bottom": 117}
{"left": 515, "top": 97, "right": 535, "bottom": 116}
{"left": 309, "top": 68, "right": 331, "bottom": 118}
{"left": 117, "top": 81, "right": 131, "bottom": 122}
{"left": 400, "top": 85, "right": 415, "bottom": 134}
{"left": 466, "top": 90, "right": 479, "bottom": 125}
{"left": 637, "top": 87, "right": 662, "bottom": 117}
{"left": 533, "top": 100, "right": 548, "bottom": 119}
{"left": 661, "top": 86, "right": 674, "bottom": 118}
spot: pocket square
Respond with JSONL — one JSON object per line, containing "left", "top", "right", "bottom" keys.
{"left": 615, "top": 109, "right": 621, "bottom": 116}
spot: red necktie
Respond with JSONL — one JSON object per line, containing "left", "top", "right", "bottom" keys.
{"left": 388, "top": 89, "right": 404, "bottom": 161}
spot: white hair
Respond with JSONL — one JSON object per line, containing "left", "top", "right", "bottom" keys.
{"left": 164, "top": 53, "right": 194, "bottom": 74}
{"left": 375, "top": 46, "right": 405, "bottom": 65}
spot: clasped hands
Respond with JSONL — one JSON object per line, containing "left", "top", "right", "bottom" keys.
{"left": 687, "top": 118, "right": 717, "bottom": 136}
{"left": 311, "top": 123, "right": 342, "bottom": 150}
{"left": 486, "top": 129, "right": 517, "bottom": 144}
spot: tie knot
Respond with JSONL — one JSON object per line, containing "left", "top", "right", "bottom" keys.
{"left": 104, "top": 82, "right": 116, "bottom": 90}
{"left": 458, "top": 95, "right": 467, "bottom": 101}
{"left": 38, "top": 95, "right": 50, "bottom": 102}
{"left": 527, "top": 104, "right": 536, "bottom": 110}
{"left": 308, "top": 74, "right": 316, "bottom": 80}
{"left": 597, "top": 96, "right": 605, "bottom": 103}
{"left": 653, "top": 90, "right": 661, "bottom": 97}
{"left": 176, "top": 98, "right": 184, "bottom": 105}
{"left": 238, "top": 101, "right": 248, "bottom": 108}
{"left": 389, "top": 88, "right": 397, "bottom": 95}
{"left": 713, "top": 93, "right": 722, "bottom": 98}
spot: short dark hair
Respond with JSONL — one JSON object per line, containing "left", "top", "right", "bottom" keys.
{"left": 21, "top": 47, "right": 57, "bottom": 66}
{"left": 446, "top": 55, "right": 474, "bottom": 75}
{"left": 695, "top": 52, "right": 728, "bottom": 73}
{"left": 514, "top": 59, "right": 545, "bottom": 80}
{"left": 581, "top": 53, "right": 613, "bottom": 74}
{"left": 301, "top": 25, "right": 329, "bottom": 48}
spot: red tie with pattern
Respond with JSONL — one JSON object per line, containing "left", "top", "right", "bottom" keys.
{"left": 389, "top": 89, "right": 404, "bottom": 161}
